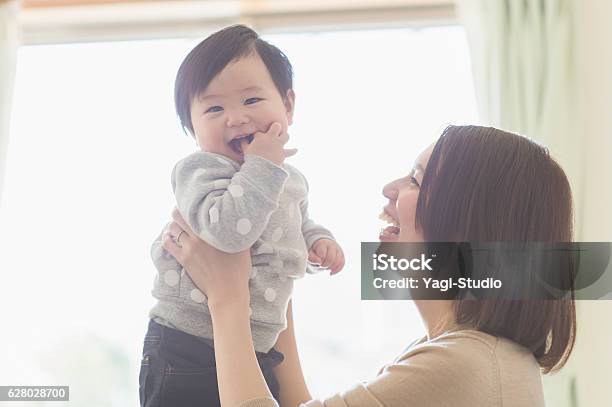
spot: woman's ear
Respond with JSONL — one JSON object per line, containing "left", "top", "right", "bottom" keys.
{"left": 284, "top": 89, "right": 296, "bottom": 126}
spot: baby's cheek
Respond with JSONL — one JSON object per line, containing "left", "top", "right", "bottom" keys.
{"left": 268, "top": 110, "right": 290, "bottom": 132}
{"left": 275, "top": 118, "right": 289, "bottom": 135}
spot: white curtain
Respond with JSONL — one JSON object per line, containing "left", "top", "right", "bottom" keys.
{"left": 456, "top": 0, "right": 574, "bottom": 136}
{"left": 457, "top": 1, "right": 612, "bottom": 406}
{"left": 456, "top": 0, "right": 585, "bottom": 215}
{"left": 0, "top": 0, "right": 19, "bottom": 207}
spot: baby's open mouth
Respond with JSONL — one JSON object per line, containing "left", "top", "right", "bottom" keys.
{"left": 229, "top": 134, "right": 254, "bottom": 155}
{"left": 379, "top": 211, "right": 400, "bottom": 239}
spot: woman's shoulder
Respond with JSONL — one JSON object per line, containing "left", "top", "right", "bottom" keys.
{"left": 299, "top": 330, "right": 544, "bottom": 407}
{"left": 395, "top": 329, "right": 537, "bottom": 371}
{"left": 381, "top": 329, "right": 544, "bottom": 406}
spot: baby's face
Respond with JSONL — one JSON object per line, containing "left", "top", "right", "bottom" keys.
{"left": 190, "top": 52, "right": 295, "bottom": 164}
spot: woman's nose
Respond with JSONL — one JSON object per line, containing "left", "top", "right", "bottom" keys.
{"left": 382, "top": 179, "right": 400, "bottom": 200}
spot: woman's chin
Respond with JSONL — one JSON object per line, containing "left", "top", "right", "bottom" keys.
{"left": 379, "top": 234, "right": 398, "bottom": 242}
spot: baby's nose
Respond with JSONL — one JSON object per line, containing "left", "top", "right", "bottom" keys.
{"left": 226, "top": 111, "right": 249, "bottom": 127}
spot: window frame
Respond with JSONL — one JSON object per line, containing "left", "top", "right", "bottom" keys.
{"left": 20, "top": 0, "right": 456, "bottom": 45}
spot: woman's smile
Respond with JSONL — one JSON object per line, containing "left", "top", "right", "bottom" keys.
{"left": 379, "top": 209, "right": 400, "bottom": 241}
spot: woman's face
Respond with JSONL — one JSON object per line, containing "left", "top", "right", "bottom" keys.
{"left": 380, "top": 144, "right": 434, "bottom": 242}
{"left": 380, "top": 144, "right": 457, "bottom": 335}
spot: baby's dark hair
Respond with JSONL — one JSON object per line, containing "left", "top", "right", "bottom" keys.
{"left": 174, "top": 24, "right": 294, "bottom": 137}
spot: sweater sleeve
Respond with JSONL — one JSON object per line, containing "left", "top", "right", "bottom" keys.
{"left": 300, "top": 196, "right": 335, "bottom": 250}
{"left": 297, "top": 333, "right": 502, "bottom": 407}
{"left": 239, "top": 333, "right": 508, "bottom": 407}
{"left": 172, "top": 152, "right": 289, "bottom": 253}
{"left": 294, "top": 170, "right": 335, "bottom": 250}
{"left": 236, "top": 398, "right": 279, "bottom": 407}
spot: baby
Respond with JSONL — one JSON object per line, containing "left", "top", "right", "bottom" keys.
{"left": 139, "top": 25, "right": 344, "bottom": 407}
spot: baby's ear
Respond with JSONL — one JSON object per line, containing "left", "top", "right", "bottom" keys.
{"left": 284, "top": 89, "right": 296, "bottom": 125}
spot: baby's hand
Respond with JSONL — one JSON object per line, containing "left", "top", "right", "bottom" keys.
{"left": 241, "top": 122, "right": 297, "bottom": 166}
{"left": 308, "top": 238, "right": 345, "bottom": 275}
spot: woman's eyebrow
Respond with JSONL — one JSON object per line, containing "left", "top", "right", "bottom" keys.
{"left": 414, "top": 163, "right": 425, "bottom": 173}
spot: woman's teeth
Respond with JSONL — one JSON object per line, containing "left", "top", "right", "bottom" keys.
{"left": 378, "top": 211, "right": 400, "bottom": 239}
{"left": 378, "top": 211, "right": 399, "bottom": 227}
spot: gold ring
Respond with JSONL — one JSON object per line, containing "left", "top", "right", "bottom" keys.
{"left": 176, "top": 230, "right": 186, "bottom": 247}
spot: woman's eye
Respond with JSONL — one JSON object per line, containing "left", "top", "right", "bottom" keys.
{"left": 205, "top": 106, "right": 223, "bottom": 113}
{"left": 410, "top": 176, "right": 420, "bottom": 187}
{"left": 245, "top": 97, "right": 262, "bottom": 105}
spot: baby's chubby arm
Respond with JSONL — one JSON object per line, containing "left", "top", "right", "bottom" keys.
{"left": 172, "top": 151, "right": 290, "bottom": 253}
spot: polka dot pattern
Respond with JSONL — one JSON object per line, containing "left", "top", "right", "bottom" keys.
{"left": 193, "top": 168, "right": 207, "bottom": 178}
{"left": 214, "top": 179, "right": 229, "bottom": 189}
{"left": 228, "top": 184, "right": 244, "bottom": 197}
{"left": 209, "top": 207, "right": 219, "bottom": 223}
{"left": 164, "top": 270, "right": 179, "bottom": 286}
{"left": 236, "top": 218, "right": 252, "bottom": 235}
{"left": 264, "top": 288, "right": 277, "bottom": 302}
{"left": 190, "top": 289, "right": 206, "bottom": 303}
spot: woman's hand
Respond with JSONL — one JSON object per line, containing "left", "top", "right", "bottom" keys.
{"left": 162, "top": 207, "right": 252, "bottom": 312}
{"left": 163, "top": 208, "right": 276, "bottom": 406}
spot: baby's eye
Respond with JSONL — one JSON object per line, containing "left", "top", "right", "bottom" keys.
{"left": 244, "top": 97, "right": 262, "bottom": 105}
{"left": 205, "top": 106, "right": 223, "bottom": 114}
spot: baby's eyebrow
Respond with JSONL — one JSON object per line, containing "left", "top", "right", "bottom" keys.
{"left": 198, "top": 93, "right": 221, "bottom": 102}
{"left": 197, "top": 86, "right": 262, "bottom": 102}
{"left": 239, "top": 86, "right": 264, "bottom": 92}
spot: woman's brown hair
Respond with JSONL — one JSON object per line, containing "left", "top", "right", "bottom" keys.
{"left": 416, "top": 125, "right": 576, "bottom": 374}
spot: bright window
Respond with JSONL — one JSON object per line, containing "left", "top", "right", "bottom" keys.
{"left": 0, "top": 25, "right": 478, "bottom": 405}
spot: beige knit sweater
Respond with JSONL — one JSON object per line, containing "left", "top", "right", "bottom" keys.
{"left": 238, "top": 330, "right": 545, "bottom": 407}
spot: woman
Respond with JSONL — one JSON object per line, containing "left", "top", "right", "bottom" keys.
{"left": 161, "top": 125, "right": 576, "bottom": 407}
